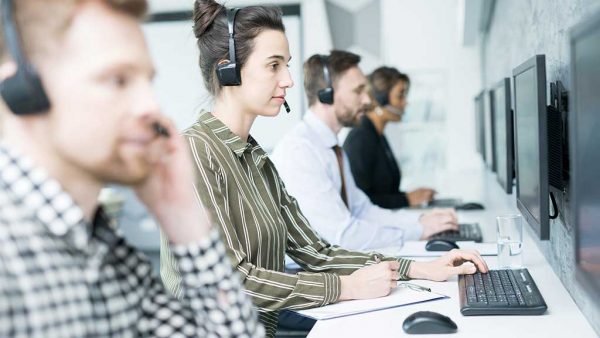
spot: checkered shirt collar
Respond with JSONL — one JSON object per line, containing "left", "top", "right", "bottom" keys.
{"left": 0, "top": 142, "right": 92, "bottom": 250}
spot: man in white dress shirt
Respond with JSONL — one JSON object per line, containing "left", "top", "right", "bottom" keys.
{"left": 272, "top": 50, "right": 459, "bottom": 251}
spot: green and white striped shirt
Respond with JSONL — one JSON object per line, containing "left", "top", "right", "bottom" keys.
{"left": 161, "top": 111, "right": 413, "bottom": 337}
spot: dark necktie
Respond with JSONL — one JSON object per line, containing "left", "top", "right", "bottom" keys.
{"left": 332, "top": 145, "right": 349, "bottom": 207}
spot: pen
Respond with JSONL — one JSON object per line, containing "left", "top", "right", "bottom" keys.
{"left": 398, "top": 282, "right": 432, "bottom": 293}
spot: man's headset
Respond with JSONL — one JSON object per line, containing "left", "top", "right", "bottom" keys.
{"left": 0, "top": 0, "right": 51, "bottom": 115}
{"left": 217, "top": 7, "right": 290, "bottom": 113}
{"left": 317, "top": 54, "right": 334, "bottom": 105}
{"left": 0, "top": 0, "right": 172, "bottom": 138}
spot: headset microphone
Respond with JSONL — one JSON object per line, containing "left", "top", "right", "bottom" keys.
{"left": 384, "top": 104, "right": 403, "bottom": 117}
{"left": 283, "top": 100, "right": 291, "bottom": 113}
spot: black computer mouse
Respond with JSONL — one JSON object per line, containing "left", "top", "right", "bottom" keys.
{"left": 402, "top": 311, "right": 458, "bottom": 334}
{"left": 455, "top": 202, "right": 485, "bottom": 210}
{"left": 425, "top": 239, "right": 459, "bottom": 251}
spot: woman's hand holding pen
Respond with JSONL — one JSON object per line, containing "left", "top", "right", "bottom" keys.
{"left": 339, "top": 259, "right": 400, "bottom": 301}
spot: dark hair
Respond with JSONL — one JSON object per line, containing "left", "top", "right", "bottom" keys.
{"left": 303, "top": 50, "right": 361, "bottom": 106}
{"left": 193, "top": 0, "right": 285, "bottom": 96}
{"left": 369, "top": 66, "right": 410, "bottom": 100}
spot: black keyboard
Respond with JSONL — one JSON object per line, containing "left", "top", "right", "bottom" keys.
{"left": 429, "top": 223, "right": 483, "bottom": 242}
{"left": 427, "top": 198, "right": 462, "bottom": 208}
{"left": 458, "top": 268, "right": 547, "bottom": 315}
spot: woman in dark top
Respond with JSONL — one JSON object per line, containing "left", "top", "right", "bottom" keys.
{"left": 344, "top": 66, "right": 435, "bottom": 208}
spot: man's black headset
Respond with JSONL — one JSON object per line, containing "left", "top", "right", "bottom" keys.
{"left": 217, "top": 7, "right": 290, "bottom": 113}
{"left": 317, "top": 54, "right": 334, "bottom": 105}
{"left": 0, "top": 0, "right": 51, "bottom": 115}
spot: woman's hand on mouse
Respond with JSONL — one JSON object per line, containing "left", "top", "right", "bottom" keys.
{"left": 407, "top": 249, "right": 489, "bottom": 281}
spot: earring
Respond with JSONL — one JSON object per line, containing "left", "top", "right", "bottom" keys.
{"left": 375, "top": 107, "right": 384, "bottom": 116}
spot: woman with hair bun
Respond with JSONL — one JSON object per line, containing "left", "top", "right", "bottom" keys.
{"left": 160, "top": 1, "right": 489, "bottom": 337}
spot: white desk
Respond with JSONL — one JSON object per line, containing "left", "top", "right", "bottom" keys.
{"left": 307, "top": 169, "right": 597, "bottom": 338}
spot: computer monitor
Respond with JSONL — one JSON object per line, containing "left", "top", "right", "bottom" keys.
{"left": 512, "top": 55, "right": 549, "bottom": 240}
{"left": 570, "top": 10, "right": 600, "bottom": 302}
{"left": 474, "top": 92, "right": 486, "bottom": 161}
{"left": 492, "top": 78, "right": 514, "bottom": 194}
{"left": 485, "top": 91, "right": 497, "bottom": 172}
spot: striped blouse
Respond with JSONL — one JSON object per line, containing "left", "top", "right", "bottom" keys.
{"left": 161, "top": 111, "right": 413, "bottom": 337}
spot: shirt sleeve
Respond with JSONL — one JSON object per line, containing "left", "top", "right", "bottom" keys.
{"left": 346, "top": 155, "right": 424, "bottom": 241}
{"left": 139, "top": 228, "right": 265, "bottom": 337}
{"left": 272, "top": 138, "right": 422, "bottom": 249}
{"left": 269, "top": 163, "right": 414, "bottom": 280}
{"left": 370, "top": 191, "right": 410, "bottom": 209}
{"left": 161, "top": 136, "right": 340, "bottom": 312}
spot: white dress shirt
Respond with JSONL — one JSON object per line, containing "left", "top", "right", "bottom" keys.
{"left": 272, "top": 111, "right": 423, "bottom": 252}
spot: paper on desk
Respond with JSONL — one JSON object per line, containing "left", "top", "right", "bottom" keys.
{"left": 374, "top": 241, "right": 498, "bottom": 257}
{"left": 294, "top": 285, "right": 447, "bottom": 320}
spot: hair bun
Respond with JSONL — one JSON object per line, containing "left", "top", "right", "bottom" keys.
{"left": 193, "top": 0, "right": 225, "bottom": 38}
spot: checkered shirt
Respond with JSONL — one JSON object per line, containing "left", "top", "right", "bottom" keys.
{"left": 0, "top": 142, "right": 264, "bottom": 338}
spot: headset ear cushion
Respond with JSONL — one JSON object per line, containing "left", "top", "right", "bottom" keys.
{"left": 0, "top": 67, "right": 50, "bottom": 115}
{"left": 216, "top": 61, "right": 241, "bottom": 86}
{"left": 318, "top": 87, "right": 334, "bottom": 105}
{"left": 373, "top": 90, "right": 389, "bottom": 107}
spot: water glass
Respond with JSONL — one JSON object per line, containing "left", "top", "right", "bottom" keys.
{"left": 496, "top": 214, "right": 523, "bottom": 268}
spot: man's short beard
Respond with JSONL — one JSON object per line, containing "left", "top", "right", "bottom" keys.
{"left": 338, "top": 115, "right": 358, "bottom": 127}
{"left": 336, "top": 107, "right": 364, "bottom": 127}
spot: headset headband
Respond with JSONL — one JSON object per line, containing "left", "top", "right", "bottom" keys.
{"left": 319, "top": 54, "right": 332, "bottom": 88}
{"left": 227, "top": 8, "right": 239, "bottom": 64}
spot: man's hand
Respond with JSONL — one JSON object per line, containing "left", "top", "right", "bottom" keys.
{"left": 133, "top": 115, "right": 211, "bottom": 245}
{"left": 339, "top": 261, "right": 400, "bottom": 301}
{"left": 419, "top": 208, "right": 459, "bottom": 239}
{"left": 408, "top": 249, "right": 489, "bottom": 281}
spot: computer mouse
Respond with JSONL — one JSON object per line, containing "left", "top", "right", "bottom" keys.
{"left": 402, "top": 311, "right": 458, "bottom": 334}
{"left": 455, "top": 202, "right": 485, "bottom": 210}
{"left": 425, "top": 239, "right": 459, "bottom": 251}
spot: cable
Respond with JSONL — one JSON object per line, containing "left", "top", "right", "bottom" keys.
{"left": 549, "top": 192, "right": 559, "bottom": 219}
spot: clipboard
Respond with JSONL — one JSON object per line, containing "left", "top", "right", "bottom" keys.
{"left": 293, "top": 283, "right": 448, "bottom": 320}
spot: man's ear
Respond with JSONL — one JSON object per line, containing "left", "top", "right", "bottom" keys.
{"left": 0, "top": 61, "right": 17, "bottom": 82}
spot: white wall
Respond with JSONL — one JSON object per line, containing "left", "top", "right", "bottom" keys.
{"left": 144, "top": 0, "right": 332, "bottom": 152}
{"left": 380, "top": 0, "right": 482, "bottom": 188}
{"left": 143, "top": 0, "right": 482, "bottom": 172}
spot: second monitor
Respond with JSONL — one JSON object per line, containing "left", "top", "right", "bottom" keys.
{"left": 513, "top": 54, "right": 549, "bottom": 240}
{"left": 492, "top": 78, "right": 514, "bottom": 194}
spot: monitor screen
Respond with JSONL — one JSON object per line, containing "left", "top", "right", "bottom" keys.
{"left": 474, "top": 92, "right": 486, "bottom": 161}
{"left": 513, "top": 55, "right": 549, "bottom": 240}
{"left": 570, "top": 12, "right": 600, "bottom": 298}
{"left": 493, "top": 78, "right": 514, "bottom": 194}
{"left": 486, "top": 91, "right": 497, "bottom": 172}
